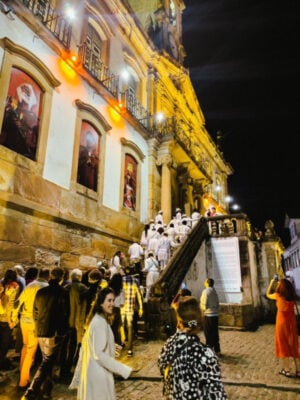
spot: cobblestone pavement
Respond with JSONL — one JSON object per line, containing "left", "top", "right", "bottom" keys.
{"left": 1, "top": 323, "right": 300, "bottom": 400}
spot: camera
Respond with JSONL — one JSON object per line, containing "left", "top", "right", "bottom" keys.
{"left": 273, "top": 274, "right": 279, "bottom": 281}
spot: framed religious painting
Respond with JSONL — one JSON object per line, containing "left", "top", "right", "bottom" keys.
{"left": 0, "top": 67, "right": 43, "bottom": 160}
{"left": 76, "top": 120, "right": 100, "bottom": 192}
{"left": 123, "top": 153, "right": 137, "bottom": 211}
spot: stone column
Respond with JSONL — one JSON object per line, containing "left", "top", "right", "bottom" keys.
{"left": 147, "top": 138, "right": 159, "bottom": 221}
{"left": 156, "top": 154, "right": 173, "bottom": 223}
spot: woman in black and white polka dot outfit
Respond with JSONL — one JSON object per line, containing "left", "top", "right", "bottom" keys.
{"left": 158, "top": 296, "right": 227, "bottom": 400}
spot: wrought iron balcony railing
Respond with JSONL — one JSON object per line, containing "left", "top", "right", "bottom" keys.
{"left": 21, "top": 0, "right": 72, "bottom": 48}
{"left": 121, "top": 88, "right": 150, "bottom": 129}
{"left": 78, "top": 42, "right": 119, "bottom": 98}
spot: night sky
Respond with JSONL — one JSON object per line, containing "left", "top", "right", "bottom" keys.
{"left": 182, "top": 0, "right": 300, "bottom": 244}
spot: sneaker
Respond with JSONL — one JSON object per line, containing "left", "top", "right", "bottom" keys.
{"left": 127, "top": 350, "right": 133, "bottom": 357}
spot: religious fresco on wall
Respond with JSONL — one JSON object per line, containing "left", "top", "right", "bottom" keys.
{"left": 0, "top": 67, "right": 43, "bottom": 160}
{"left": 123, "top": 154, "right": 137, "bottom": 211}
{"left": 77, "top": 121, "right": 100, "bottom": 192}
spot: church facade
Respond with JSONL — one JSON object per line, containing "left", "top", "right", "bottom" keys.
{"left": 0, "top": 0, "right": 232, "bottom": 270}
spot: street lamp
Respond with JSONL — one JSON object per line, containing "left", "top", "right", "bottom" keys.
{"left": 224, "top": 195, "right": 233, "bottom": 203}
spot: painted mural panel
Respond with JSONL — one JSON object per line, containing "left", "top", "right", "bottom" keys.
{"left": 123, "top": 153, "right": 137, "bottom": 211}
{"left": 0, "top": 67, "right": 43, "bottom": 160}
{"left": 77, "top": 121, "right": 100, "bottom": 192}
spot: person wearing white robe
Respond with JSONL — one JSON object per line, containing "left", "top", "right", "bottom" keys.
{"left": 69, "top": 287, "right": 132, "bottom": 400}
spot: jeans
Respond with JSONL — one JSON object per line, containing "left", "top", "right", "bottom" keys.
{"left": 25, "top": 336, "right": 61, "bottom": 398}
{"left": 19, "top": 320, "right": 39, "bottom": 387}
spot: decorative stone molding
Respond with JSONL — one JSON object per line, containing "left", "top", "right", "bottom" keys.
{"left": 120, "top": 138, "right": 145, "bottom": 161}
{"left": 0, "top": 37, "right": 61, "bottom": 88}
{"left": 75, "top": 100, "right": 111, "bottom": 131}
{"left": 156, "top": 154, "right": 173, "bottom": 168}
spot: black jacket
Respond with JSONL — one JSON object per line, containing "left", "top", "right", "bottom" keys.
{"left": 33, "top": 279, "right": 70, "bottom": 337}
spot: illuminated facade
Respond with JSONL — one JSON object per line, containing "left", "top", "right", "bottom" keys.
{"left": 0, "top": 0, "right": 232, "bottom": 269}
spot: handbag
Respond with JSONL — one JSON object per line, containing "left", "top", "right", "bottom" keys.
{"left": 294, "top": 302, "right": 300, "bottom": 336}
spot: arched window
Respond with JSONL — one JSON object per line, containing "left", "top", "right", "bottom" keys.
{"left": 120, "top": 137, "right": 145, "bottom": 214}
{"left": 0, "top": 67, "right": 43, "bottom": 160}
{"left": 77, "top": 120, "right": 100, "bottom": 192}
{"left": 123, "top": 153, "right": 137, "bottom": 211}
{"left": 73, "top": 100, "right": 111, "bottom": 199}
{"left": 0, "top": 38, "right": 60, "bottom": 167}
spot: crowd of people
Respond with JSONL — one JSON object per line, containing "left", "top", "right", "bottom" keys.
{"left": 2, "top": 262, "right": 299, "bottom": 399}
{"left": 0, "top": 261, "right": 144, "bottom": 399}
{"left": 0, "top": 260, "right": 229, "bottom": 400}
{"left": 0, "top": 205, "right": 233, "bottom": 400}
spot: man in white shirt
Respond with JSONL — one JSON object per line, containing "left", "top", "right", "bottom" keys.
{"left": 128, "top": 242, "right": 144, "bottom": 285}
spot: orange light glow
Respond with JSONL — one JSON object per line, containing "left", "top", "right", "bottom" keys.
{"left": 108, "top": 106, "right": 122, "bottom": 123}
{"left": 58, "top": 59, "right": 80, "bottom": 84}
{"left": 107, "top": 104, "right": 126, "bottom": 128}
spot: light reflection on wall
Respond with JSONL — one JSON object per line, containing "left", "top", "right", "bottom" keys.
{"left": 58, "top": 59, "right": 80, "bottom": 84}
{"left": 107, "top": 105, "right": 125, "bottom": 128}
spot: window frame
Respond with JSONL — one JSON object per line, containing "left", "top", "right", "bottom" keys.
{"left": 120, "top": 137, "right": 145, "bottom": 215}
{"left": 0, "top": 37, "right": 60, "bottom": 173}
{"left": 72, "top": 99, "right": 111, "bottom": 201}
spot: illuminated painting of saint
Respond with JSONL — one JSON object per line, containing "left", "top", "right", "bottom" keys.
{"left": 77, "top": 121, "right": 100, "bottom": 191}
{"left": 0, "top": 67, "right": 42, "bottom": 160}
{"left": 123, "top": 154, "right": 137, "bottom": 211}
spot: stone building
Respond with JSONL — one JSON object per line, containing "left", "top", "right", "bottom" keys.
{"left": 282, "top": 215, "right": 300, "bottom": 296}
{"left": 0, "top": 0, "right": 232, "bottom": 272}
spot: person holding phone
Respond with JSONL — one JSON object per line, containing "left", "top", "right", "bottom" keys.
{"left": 266, "top": 277, "right": 300, "bottom": 377}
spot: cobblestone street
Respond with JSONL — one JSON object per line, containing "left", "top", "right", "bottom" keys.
{"left": 1, "top": 324, "right": 300, "bottom": 400}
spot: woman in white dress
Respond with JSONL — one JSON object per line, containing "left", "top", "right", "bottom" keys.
{"left": 69, "top": 287, "right": 132, "bottom": 400}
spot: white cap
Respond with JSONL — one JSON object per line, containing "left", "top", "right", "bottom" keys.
{"left": 13, "top": 264, "right": 25, "bottom": 276}
{"left": 70, "top": 268, "right": 83, "bottom": 281}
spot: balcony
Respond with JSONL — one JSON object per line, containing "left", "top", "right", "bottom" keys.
{"left": 78, "top": 42, "right": 119, "bottom": 98}
{"left": 21, "top": 0, "right": 72, "bottom": 48}
{"left": 151, "top": 116, "right": 177, "bottom": 138}
{"left": 120, "top": 88, "right": 150, "bottom": 129}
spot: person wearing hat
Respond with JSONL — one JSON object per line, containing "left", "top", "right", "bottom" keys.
{"left": 59, "top": 268, "right": 88, "bottom": 381}
{"left": 155, "top": 210, "right": 164, "bottom": 226}
{"left": 175, "top": 207, "right": 182, "bottom": 225}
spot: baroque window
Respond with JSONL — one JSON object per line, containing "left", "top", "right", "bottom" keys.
{"left": 120, "top": 138, "right": 145, "bottom": 213}
{"left": 73, "top": 100, "right": 111, "bottom": 199}
{"left": 0, "top": 67, "right": 43, "bottom": 161}
{"left": 77, "top": 120, "right": 100, "bottom": 192}
{"left": 0, "top": 38, "right": 60, "bottom": 168}
{"left": 123, "top": 153, "right": 137, "bottom": 211}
